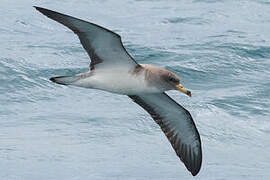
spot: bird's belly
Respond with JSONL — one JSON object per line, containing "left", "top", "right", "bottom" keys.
{"left": 81, "top": 71, "right": 160, "bottom": 95}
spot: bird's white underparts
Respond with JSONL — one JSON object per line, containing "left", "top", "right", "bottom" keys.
{"left": 51, "top": 64, "right": 191, "bottom": 96}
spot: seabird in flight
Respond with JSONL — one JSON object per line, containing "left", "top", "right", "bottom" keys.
{"left": 34, "top": 6, "right": 202, "bottom": 176}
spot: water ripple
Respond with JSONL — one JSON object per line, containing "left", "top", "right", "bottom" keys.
{"left": 163, "top": 17, "right": 210, "bottom": 25}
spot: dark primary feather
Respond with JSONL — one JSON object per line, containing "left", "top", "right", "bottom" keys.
{"left": 129, "top": 93, "right": 202, "bottom": 176}
{"left": 34, "top": 6, "right": 138, "bottom": 70}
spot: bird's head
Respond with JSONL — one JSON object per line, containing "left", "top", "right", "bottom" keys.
{"left": 161, "top": 71, "right": 192, "bottom": 97}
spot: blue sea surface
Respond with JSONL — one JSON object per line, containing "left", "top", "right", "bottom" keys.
{"left": 1, "top": 0, "right": 270, "bottom": 179}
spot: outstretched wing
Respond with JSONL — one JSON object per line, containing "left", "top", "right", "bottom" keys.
{"left": 34, "top": 6, "right": 138, "bottom": 70}
{"left": 129, "top": 93, "right": 202, "bottom": 176}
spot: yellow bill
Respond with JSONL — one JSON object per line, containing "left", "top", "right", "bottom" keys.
{"left": 175, "top": 84, "right": 192, "bottom": 97}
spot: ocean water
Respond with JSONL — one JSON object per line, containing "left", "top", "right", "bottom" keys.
{"left": 1, "top": 0, "right": 270, "bottom": 179}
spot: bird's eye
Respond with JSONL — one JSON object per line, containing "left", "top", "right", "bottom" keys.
{"left": 169, "top": 77, "right": 175, "bottom": 82}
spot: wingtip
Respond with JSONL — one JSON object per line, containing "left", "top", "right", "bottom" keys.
{"left": 33, "top": 6, "right": 44, "bottom": 13}
{"left": 49, "top": 77, "right": 56, "bottom": 83}
{"left": 33, "top": 6, "right": 49, "bottom": 14}
{"left": 177, "top": 142, "right": 202, "bottom": 176}
{"left": 33, "top": 6, "right": 41, "bottom": 10}
{"left": 190, "top": 156, "right": 202, "bottom": 176}
{"left": 191, "top": 168, "right": 200, "bottom": 176}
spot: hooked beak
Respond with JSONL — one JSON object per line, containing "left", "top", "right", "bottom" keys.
{"left": 175, "top": 84, "right": 192, "bottom": 97}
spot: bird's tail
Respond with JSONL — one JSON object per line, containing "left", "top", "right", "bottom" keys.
{"left": 50, "top": 76, "right": 80, "bottom": 85}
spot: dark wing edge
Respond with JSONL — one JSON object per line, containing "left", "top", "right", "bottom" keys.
{"left": 34, "top": 6, "right": 118, "bottom": 36}
{"left": 128, "top": 93, "right": 202, "bottom": 176}
{"left": 33, "top": 6, "right": 139, "bottom": 69}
